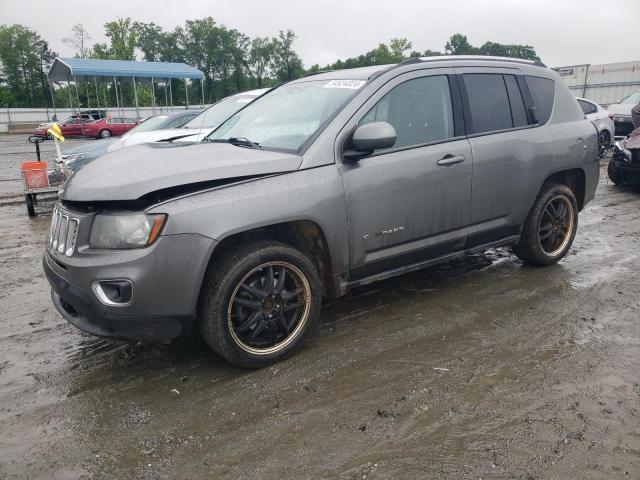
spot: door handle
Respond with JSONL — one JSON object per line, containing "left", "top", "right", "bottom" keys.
{"left": 437, "top": 154, "right": 466, "bottom": 166}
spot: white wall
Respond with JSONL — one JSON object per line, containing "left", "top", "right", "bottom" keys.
{"left": 555, "top": 61, "right": 640, "bottom": 106}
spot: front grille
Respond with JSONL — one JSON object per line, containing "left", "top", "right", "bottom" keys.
{"left": 49, "top": 206, "right": 80, "bottom": 257}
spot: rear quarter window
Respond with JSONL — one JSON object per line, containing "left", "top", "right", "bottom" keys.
{"left": 525, "top": 76, "right": 555, "bottom": 125}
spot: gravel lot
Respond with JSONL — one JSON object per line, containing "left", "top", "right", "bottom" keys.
{"left": 1, "top": 133, "right": 639, "bottom": 479}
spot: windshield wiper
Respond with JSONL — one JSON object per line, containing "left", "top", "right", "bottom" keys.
{"left": 211, "top": 137, "right": 261, "bottom": 149}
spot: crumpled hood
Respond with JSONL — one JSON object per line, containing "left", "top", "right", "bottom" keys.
{"left": 62, "top": 142, "right": 302, "bottom": 201}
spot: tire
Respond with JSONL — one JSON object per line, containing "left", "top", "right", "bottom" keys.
{"left": 99, "top": 129, "right": 111, "bottom": 139}
{"left": 608, "top": 158, "right": 624, "bottom": 185}
{"left": 198, "top": 241, "right": 322, "bottom": 369}
{"left": 598, "top": 130, "right": 610, "bottom": 158}
{"left": 513, "top": 183, "right": 578, "bottom": 266}
{"left": 25, "top": 194, "right": 35, "bottom": 217}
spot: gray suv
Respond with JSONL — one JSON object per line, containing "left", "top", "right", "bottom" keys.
{"left": 44, "top": 56, "right": 599, "bottom": 368}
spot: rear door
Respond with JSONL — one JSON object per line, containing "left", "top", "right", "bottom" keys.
{"left": 108, "top": 118, "right": 126, "bottom": 135}
{"left": 457, "top": 68, "right": 549, "bottom": 240}
{"left": 338, "top": 69, "right": 473, "bottom": 277}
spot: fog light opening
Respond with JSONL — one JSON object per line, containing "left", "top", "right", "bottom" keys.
{"left": 92, "top": 280, "right": 133, "bottom": 306}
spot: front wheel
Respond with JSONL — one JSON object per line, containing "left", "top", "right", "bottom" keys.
{"left": 99, "top": 129, "right": 111, "bottom": 139}
{"left": 608, "top": 158, "right": 625, "bottom": 185}
{"left": 198, "top": 242, "right": 321, "bottom": 368}
{"left": 513, "top": 184, "right": 578, "bottom": 266}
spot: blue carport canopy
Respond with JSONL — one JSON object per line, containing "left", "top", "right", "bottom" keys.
{"left": 48, "top": 57, "right": 204, "bottom": 82}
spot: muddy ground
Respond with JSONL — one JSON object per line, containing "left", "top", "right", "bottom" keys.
{"left": 0, "top": 133, "right": 639, "bottom": 479}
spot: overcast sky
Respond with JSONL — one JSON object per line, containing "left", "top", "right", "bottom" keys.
{"left": 3, "top": 0, "right": 639, "bottom": 68}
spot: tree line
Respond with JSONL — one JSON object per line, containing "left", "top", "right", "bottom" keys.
{"left": 0, "top": 19, "right": 541, "bottom": 110}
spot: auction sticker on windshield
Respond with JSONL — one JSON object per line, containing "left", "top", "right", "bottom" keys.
{"left": 323, "top": 80, "right": 366, "bottom": 89}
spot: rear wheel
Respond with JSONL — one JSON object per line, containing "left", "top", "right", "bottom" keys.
{"left": 25, "top": 194, "right": 35, "bottom": 217}
{"left": 198, "top": 242, "right": 321, "bottom": 368}
{"left": 598, "top": 130, "right": 610, "bottom": 158}
{"left": 99, "top": 129, "right": 111, "bottom": 139}
{"left": 513, "top": 184, "right": 578, "bottom": 266}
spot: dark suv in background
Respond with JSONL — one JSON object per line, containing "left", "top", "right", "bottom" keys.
{"left": 44, "top": 56, "right": 599, "bottom": 368}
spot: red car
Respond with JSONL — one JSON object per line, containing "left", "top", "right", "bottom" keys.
{"left": 33, "top": 116, "right": 95, "bottom": 139}
{"left": 82, "top": 117, "right": 138, "bottom": 139}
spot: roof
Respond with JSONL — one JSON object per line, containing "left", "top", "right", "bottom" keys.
{"left": 48, "top": 57, "right": 205, "bottom": 82}
{"left": 291, "top": 65, "right": 395, "bottom": 82}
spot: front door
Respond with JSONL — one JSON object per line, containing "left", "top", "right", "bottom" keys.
{"left": 63, "top": 118, "right": 83, "bottom": 137}
{"left": 338, "top": 71, "right": 473, "bottom": 278}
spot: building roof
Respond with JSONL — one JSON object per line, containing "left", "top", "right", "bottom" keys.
{"left": 48, "top": 57, "right": 205, "bottom": 82}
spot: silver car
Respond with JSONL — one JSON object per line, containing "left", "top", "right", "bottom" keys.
{"left": 576, "top": 97, "right": 615, "bottom": 157}
{"left": 44, "top": 56, "right": 599, "bottom": 368}
{"left": 59, "top": 110, "right": 201, "bottom": 173}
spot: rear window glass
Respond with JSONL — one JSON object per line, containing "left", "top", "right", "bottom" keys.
{"left": 525, "top": 76, "right": 555, "bottom": 124}
{"left": 504, "top": 75, "right": 529, "bottom": 128}
{"left": 463, "top": 74, "right": 512, "bottom": 134}
{"left": 578, "top": 99, "right": 596, "bottom": 115}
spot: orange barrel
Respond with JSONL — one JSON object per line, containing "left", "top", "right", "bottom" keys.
{"left": 21, "top": 162, "right": 50, "bottom": 189}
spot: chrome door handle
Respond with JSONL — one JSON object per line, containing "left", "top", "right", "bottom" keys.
{"left": 437, "top": 154, "right": 466, "bottom": 166}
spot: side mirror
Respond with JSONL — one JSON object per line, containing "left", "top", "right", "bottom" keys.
{"left": 528, "top": 105, "right": 539, "bottom": 124}
{"left": 344, "top": 122, "right": 397, "bottom": 160}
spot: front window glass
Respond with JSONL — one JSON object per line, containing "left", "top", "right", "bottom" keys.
{"left": 360, "top": 75, "right": 454, "bottom": 148}
{"left": 186, "top": 95, "right": 258, "bottom": 129}
{"left": 209, "top": 80, "right": 363, "bottom": 152}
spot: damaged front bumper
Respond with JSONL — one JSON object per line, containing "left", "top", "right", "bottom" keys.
{"left": 43, "top": 229, "right": 216, "bottom": 342}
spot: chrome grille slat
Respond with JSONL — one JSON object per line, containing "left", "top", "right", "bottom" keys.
{"left": 57, "top": 215, "right": 69, "bottom": 254}
{"left": 49, "top": 209, "right": 60, "bottom": 246}
{"left": 65, "top": 219, "right": 79, "bottom": 257}
{"left": 52, "top": 211, "right": 62, "bottom": 249}
{"left": 49, "top": 206, "right": 81, "bottom": 257}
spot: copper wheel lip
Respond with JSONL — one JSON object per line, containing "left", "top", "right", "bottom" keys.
{"left": 227, "top": 261, "right": 311, "bottom": 356}
{"left": 538, "top": 195, "right": 575, "bottom": 257}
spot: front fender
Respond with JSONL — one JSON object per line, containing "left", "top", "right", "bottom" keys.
{"left": 151, "top": 165, "right": 350, "bottom": 276}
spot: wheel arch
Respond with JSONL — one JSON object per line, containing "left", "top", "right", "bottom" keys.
{"left": 203, "top": 220, "right": 338, "bottom": 300}
{"left": 540, "top": 168, "right": 586, "bottom": 211}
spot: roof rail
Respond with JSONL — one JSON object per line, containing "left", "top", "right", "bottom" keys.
{"left": 367, "top": 55, "right": 547, "bottom": 83}
{"left": 300, "top": 69, "right": 333, "bottom": 78}
{"left": 411, "top": 55, "right": 547, "bottom": 68}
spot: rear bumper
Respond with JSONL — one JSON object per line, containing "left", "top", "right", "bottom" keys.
{"left": 583, "top": 159, "right": 600, "bottom": 207}
{"left": 44, "top": 253, "right": 193, "bottom": 342}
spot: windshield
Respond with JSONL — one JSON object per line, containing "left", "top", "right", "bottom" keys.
{"left": 208, "top": 80, "right": 363, "bottom": 152}
{"left": 619, "top": 91, "right": 640, "bottom": 105}
{"left": 185, "top": 95, "right": 257, "bottom": 129}
{"left": 125, "top": 115, "right": 169, "bottom": 135}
